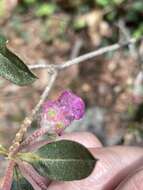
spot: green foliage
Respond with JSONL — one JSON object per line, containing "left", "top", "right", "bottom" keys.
{"left": 17, "top": 0, "right": 143, "bottom": 41}
{"left": 131, "top": 1, "right": 143, "bottom": 12}
{"left": 35, "top": 3, "right": 57, "bottom": 17}
{"left": 0, "top": 0, "right": 5, "bottom": 16}
{"left": 73, "top": 18, "right": 87, "bottom": 30}
{"left": 0, "top": 35, "right": 37, "bottom": 86}
{"left": 12, "top": 167, "right": 34, "bottom": 190}
{"left": 21, "top": 140, "right": 96, "bottom": 181}
{"left": 40, "top": 17, "right": 68, "bottom": 43}
{"left": 96, "top": 0, "right": 111, "bottom": 6}
{"left": 95, "top": 0, "right": 125, "bottom": 7}
{"left": 23, "top": 0, "right": 37, "bottom": 4}
{"left": 134, "top": 24, "right": 143, "bottom": 38}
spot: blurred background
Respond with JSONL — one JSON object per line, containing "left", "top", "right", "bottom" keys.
{"left": 0, "top": 0, "right": 143, "bottom": 162}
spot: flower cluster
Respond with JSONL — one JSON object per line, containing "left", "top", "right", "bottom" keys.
{"left": 41, "top": 90, "right": 85, "bottom": 135}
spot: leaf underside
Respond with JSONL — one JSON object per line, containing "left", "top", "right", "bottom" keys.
{"left": 23, "top": 140, "right": 97, "bottom": 181}
{"left": 0, "top": 35, "right": 37, "bottom": 86}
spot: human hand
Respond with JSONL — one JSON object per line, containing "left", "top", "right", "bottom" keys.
{"left": 48, "top": 132, "right": 143, "bottom": 190}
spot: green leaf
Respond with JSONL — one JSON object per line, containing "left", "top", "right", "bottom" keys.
{"left": 23, "top": 0, "right": 37, "bottom": 4}
{"left": 133, "top": 24, "right": 143, "bottom": 39}
{"left": 12, "top": 167, "right": 34, "bottom": 190}
{"left": 0, "top": 35, "right": 37, "bottom": 86}
{"left": 21, "top": 140, "right": 97, "bottom": 181}
{"left": 132, "top": 1, "right": 143, "bottom": 12}
{"left": 0, "top": 0, "right": 5, "bottom": 17}
{"left": 0, "top": 144, "right": 7, "bottom": 156}
{"left": 96, "top": 0, "right": 111, "bottom": 7}
{"left": 73, "top": 18, "right": 87, "bottom": 30}
{"left": 35, "top": 3, "right": 57, "bottom": 17}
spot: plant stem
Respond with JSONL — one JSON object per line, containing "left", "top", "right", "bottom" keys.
{"left": 28, "top": 37, "right": 142, "bottom": 70}
{"left": 8, "top": 69, "right": 57, "bottom": 157}
{"left": 1, "top": 160, "right": 15, "bottom": 190}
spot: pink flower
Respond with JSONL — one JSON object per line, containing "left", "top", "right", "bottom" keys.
{"left": 57, "top": 90, "right": 85, "bottom": 120}
{"left": 41, "top": 90, "right": 85, "bottom": 134}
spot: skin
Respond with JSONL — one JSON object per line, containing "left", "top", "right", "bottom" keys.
{"left": 47, "top": 132, "right": 143, "bottom": 190}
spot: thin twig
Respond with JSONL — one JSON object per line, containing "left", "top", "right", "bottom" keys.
{"left": 31, "top": 69, "right": 58, "bottom": 116}
{"left": 28, "top": 37, "right": 142, "bottom": 70}
{"left": 70, "top": 39, "right": 83, "bottom": 59}
{"left": 118, "top": 20, "right": 137, "bottom": 57}
{"left": 28, "top": 63, "right": 52, "bottom": 70}
{"left": 8, "top": 69, "right": 57, "bottom": 157}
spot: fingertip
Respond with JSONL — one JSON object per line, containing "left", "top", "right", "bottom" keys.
{"left": 58, "top": 132, "right": 102, "bottom": 148}
{"left": 116, "top": 167, "right": 143, "bottom": 190}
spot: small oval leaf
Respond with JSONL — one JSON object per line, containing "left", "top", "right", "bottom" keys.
{"left": 22, "top": 140, "right": 97, "bottom": 181}
{"left": 0, "top": 35, "right": 37, "bottom": 86}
